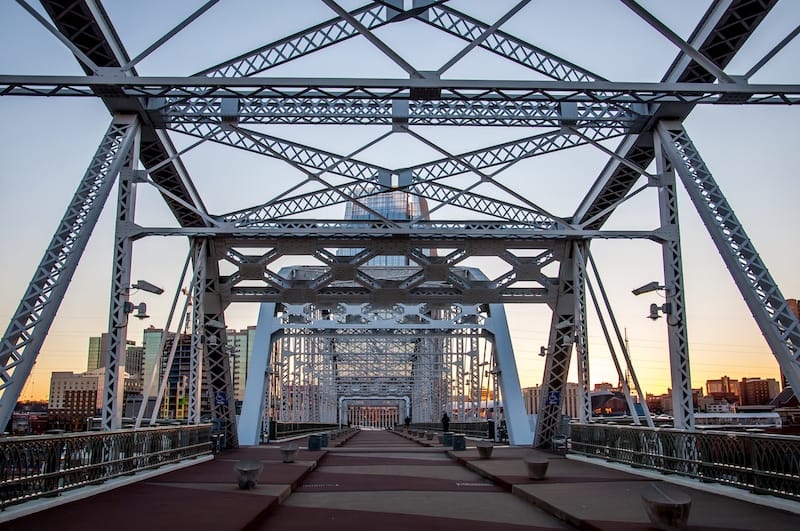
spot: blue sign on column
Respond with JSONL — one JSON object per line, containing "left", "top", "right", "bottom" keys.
{"left": 546, "top": 390, "right": 560, "bottom": 406}
{"left": 214, "top": 391, "right": 227, "bottom": 406}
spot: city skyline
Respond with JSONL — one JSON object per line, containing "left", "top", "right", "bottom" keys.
{"left": 1, "top": 1, "right": 799, "bottom": 401}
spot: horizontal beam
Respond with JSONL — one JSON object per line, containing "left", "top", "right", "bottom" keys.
{"left": 229, "top": 286, "right": 551, "bottom": 305}
{"left": 123, "top": 222, "right": 666, "bottom": 242}
{"left": 161, "top": 98, "right": 645, "bottom": 128}
{"left": 2, "top": 76, "right": 798, "bottom": 104}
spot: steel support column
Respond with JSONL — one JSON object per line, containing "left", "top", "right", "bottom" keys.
{"left": 102, "top": 126, "right": 142, "bottom": 430}
{"left": 0, "top": 116, "right": 139, "bottom": 430}
{"left": 202, "top": 242, "right": 239, "bottom": 446}
{"left": 573, "top": 242, "right": 591, "bottom": 424}
{"left": 657, "top": 121, "right": 800, "bottom": 397}
{"left": 188, "top": 239, "right": 207, "bottom": 425}
{"left": 655, "top": 130, "right": 694, "bottom": 430}
{"left": 534, "top": 243, "right": 575, "bottom": 447}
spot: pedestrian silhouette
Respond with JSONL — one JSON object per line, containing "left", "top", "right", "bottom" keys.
{"left": 441, "top": 412, "right": 450, "bottom": 432}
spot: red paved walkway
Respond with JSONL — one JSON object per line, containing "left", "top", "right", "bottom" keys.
{"left": 260, "top": 429, "right": 568, "bottom": 530}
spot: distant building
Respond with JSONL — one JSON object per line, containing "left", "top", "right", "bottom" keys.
{"left": 226, "top": 326, "right": 257, "bottom": 401}
{"left": 706, "top": 375, "right": 739, "bottom": 397}
{"left": 143, "top": 326, "right": 173, "bottom": 392}
{"left": 739, "top": 377, "right": 781, "bottom": 406}
{"left": 87, "top": 333, "right": 144, "bottom": 391}
{"left": 785, "top": 299, "right": 800, "bottom": 390}
{"left": 159, "top": 333, "right": 198, "bottom": 420}
{"left": 125, "top": 344, "right": 145, "bottom": 394}
{"left": 523, "top": 383, "right": 580, "bottom": 418}
{"left": 645, "top": 388, "right": 703, "bottom": 415}
{"left": 87, "top": 334, "right": 108, "bottom": 371}
{"left": 698, "top": 395, "right": 736, "bottom": 413}
{"left": 48, "top": 368, "right": 139, "bottom": 431}
{"left": 49, "top": 369, "right": 103, "bottom": 431}
{"left": 10, "top": 401, "right": 48, "bottom": 435}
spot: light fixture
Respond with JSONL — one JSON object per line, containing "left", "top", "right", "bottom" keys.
{"left": 131, "top": 280, "right": 164, "bottom": 295}
{"left": 648, "top": 302, "right": 672, "bottom": 321}
{"left": 123, "top": 301, "right": 150, "bottom": 320}
{"left": 631, "top": 281, "right": 664, "bottom": 296}
{"left": 539, "top": 346, "right": 547, "bottom": 357}
{"left": 206, "top": 318, "right": 226, "bottom": 329}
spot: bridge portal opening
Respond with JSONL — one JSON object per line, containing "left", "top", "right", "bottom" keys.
{"left": 347, "top": 402, "right": 401, "bottom": 429}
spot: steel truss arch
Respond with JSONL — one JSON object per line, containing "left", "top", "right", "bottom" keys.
{"left": 1, "top": 1, "right": 797, "bottom": 449}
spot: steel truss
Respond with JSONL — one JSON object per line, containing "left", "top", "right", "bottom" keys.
{"left": 237, "top": 281, "right": 523, "bottom": 442}
{"left": 1, "top": 1, "right": 798, "bottom": 449}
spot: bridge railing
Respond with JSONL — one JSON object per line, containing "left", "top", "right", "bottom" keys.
{"left": 269, "top": 422, "right": 338, "bottom": 440}
{"left": 409, "top": 422, "right": 490, "bottom": 439}
{"left": 0, "top": 424, "right": 211, "bottom": 510}
{"left": 570, "top": 423, "right": 800, "bottom": 501}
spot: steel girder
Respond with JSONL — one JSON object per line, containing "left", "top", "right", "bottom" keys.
{"left": 198, "top": 2, "right": 394, "bottom": 78}
{"left": 3, "top": 76, "right": 799, "bottom": 105}
{"left": 40, "top": 0, "right": 208, "bottom": 228}
{"left": 167, "top": 123, "right": 622, "bottom": 226}
{"left": 574, "top": 0, "right": 779, "bottom": 229}
{"left": 0, "top": 117, "right": 139, "bottom": 431}
{"left": 415, "top": 3, "right": 600, "bottom": 82}
{"left": 159, "top": 98, "right": 643, "bottom": 128}
{"left": 657, "top": 121, "right": 800, "bottom": 398}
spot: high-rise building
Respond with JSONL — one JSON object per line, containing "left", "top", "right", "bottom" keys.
{"left": 125, "top": 345, "right": 145, "bottom": 394}
{"left": 739, "top": 377, "right": 781, "bottom": 406}
{"left": 227, "top": 326, "right": 257, "bottom": 401}
{"left": 143, "top": 326, "right": 174, "bottom": 392}
{"left": 87, "top": 334, "right": 108, "bottom": 371}
{"left": 87, "top": 333, "right": 144, "bottom": 392}
{"left": 706, "top": 375, "right": 739, "bottom": 396}
{"left": 341, "top": 190, "right": 430, "bottom": 266}
{"left": 49, "top": 369, "right": 103, "bottom": 431}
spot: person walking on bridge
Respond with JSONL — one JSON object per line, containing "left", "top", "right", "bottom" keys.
{"left": 441, "top": 412, "right": 450, "bottom": 432}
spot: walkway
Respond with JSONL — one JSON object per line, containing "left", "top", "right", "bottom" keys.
{"left": 260, "top": 429, "right": 567, "bottom": 530}
{"left": 2, "top": 429, "right": 799, "bottom": 530}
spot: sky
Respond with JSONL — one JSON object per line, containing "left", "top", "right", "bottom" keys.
{"left": 0, "top": 0, "right": 799, "bottom": 402}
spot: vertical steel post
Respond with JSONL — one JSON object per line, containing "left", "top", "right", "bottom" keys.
{"left": 102, "top": 119, "right": 142, "bottom": 431}
{"left": 573, "top": 242, "right": 592, "bottom": 424}
{"left": 535, "top": 243, "right": 575, "bottom": 447}
{"left": 655, "top": 128, "right": 694, "bottom": 430}
{"left": 188, "top": 239, "right": 207, "bottom": 424}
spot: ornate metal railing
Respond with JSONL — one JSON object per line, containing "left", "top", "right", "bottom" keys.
{"left": 570, "top": 423, "right": 800, "bottom": 501}
{"left": 0, "top": 425, "right": 211, "bottom": 510}
{"left": 269, "top": 422, "right": 338, "bottom": 440}
{"left": 410, "top": 422, "right": 490, "bottom": 439}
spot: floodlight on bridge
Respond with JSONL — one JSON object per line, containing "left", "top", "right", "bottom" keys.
{"left": 131, "top": 280, "right": 164, "bottom": 295}
{"left": 632, "top": 281, "right": 664, "bottom": 296}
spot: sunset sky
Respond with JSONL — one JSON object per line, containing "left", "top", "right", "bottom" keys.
{"left": 1, "top": 1, "right": 798, "bottom": 402}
